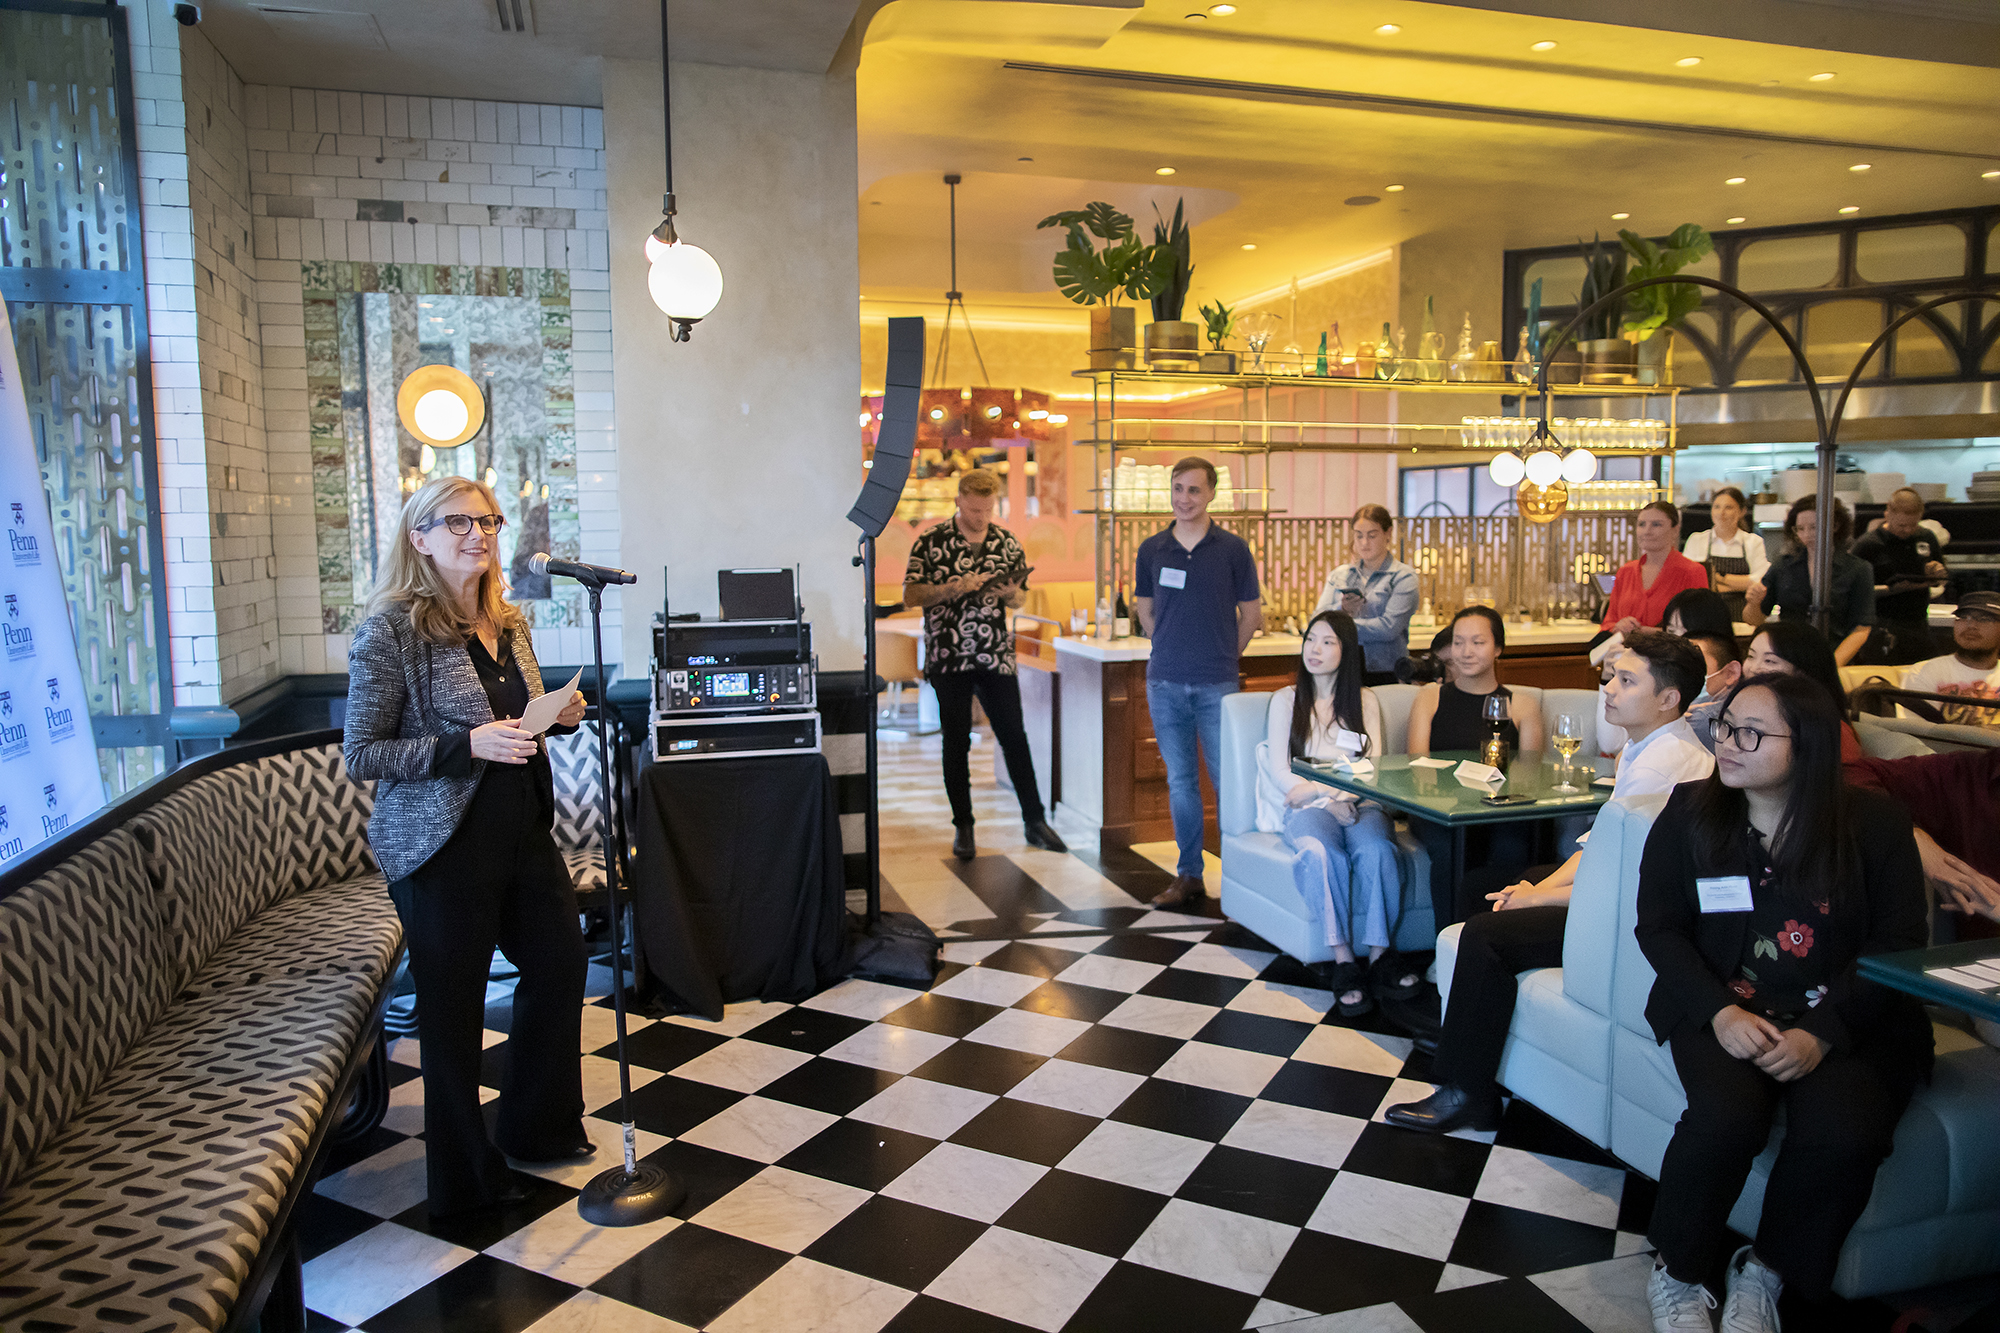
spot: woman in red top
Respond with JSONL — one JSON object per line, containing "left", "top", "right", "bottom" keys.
{"left": 1602, "top": 500, "right": 1712, "bottom": 633}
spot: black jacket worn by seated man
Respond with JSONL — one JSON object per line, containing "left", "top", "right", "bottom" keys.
{"left": 1851, "top": 525, "right": 1944, "bottom": 627}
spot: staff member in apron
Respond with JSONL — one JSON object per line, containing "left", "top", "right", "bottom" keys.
{"left": 1682, "top": 488, "right": 1768, "bottom": 623}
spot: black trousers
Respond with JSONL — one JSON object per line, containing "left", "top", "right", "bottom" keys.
{"left": 933, "top": 668, "right": 1045, "bottom": 828}
{"left": 1649, "top": 1025, "right": 1920, "bottom": 1299}
{"left": 387, "top": 771, "right": 587, "bottom": 1215}
{"left": 1433, "top": 904, "right": 1566, "bottom": 1100}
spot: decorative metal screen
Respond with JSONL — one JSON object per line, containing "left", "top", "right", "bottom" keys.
{"left": 1, "top": 1, "right": 168, "bottom": 797}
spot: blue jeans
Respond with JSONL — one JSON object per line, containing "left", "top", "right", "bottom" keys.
{"left": 1282, "top": 803, "right": 1401, "bottom": 951}
{"left": 1146, "top": 678, "right": 1236, "bottom": 878}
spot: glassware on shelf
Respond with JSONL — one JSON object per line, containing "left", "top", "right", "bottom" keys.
{"left": 1449, "top": 312, "right": 1474, "bottom": 382}
{"left": 1511, "top": 327, "right": 1534, "bottom": 384}
{"left": 1328, "top": 322, "right": 1348, "bottom": 376}
{"left": 1375, "top": 322, "right": 1399, "bottom": 380}
{"left": 1239, "top": 312, "right": 1280, "bottom": 370}
{"left": 1417, "top": 296, "right": 1445, "bottom": 382}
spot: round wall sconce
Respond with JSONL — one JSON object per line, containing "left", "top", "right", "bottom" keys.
{"left": 396, "top": 365, "right": 485, "bottom": 447}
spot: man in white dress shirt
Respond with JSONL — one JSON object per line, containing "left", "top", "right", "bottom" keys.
{"left": 1385, "top": 630, "right": 1715, "bottom": 1134}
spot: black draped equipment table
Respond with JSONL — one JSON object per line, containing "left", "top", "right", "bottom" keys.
{"left": 631, "top": 754, "right": 847, "bottom": 1020}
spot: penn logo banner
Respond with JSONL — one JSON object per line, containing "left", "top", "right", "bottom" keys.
{"left": 0, "top": 299, "right": 104, "bottom": 862}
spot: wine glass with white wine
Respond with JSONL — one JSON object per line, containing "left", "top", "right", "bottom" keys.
{"left": 1552, "top": 713, "right": 1583, "bottom": 792}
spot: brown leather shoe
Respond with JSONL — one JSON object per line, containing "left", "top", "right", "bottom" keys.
{"left": 1149, "top": 874, "right": 1207, "bottom": 908}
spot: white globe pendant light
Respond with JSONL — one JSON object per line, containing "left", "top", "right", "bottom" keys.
{"left": 412, "top": 388, "right": 470, "bottom": 442}
{"left": 647, "top": 234, "right": 724, "bottom": 339}
{"left": 1524, "top": 448, "right": 1564, "bottom": 488}
{"left": 1561, "top": 446, "right": 1598, "bottom": 484}
{"left": 1488, "top": 451, "right": 1526, "bottom": 487}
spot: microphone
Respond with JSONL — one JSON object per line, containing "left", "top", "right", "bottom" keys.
{"left": 529, "top": 552, "right": 637, "bottom": 586}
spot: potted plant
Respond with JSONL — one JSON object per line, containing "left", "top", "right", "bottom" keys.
{"left": 1619, "top": 224, "right": 1714, "bottom": 385}
{"left": 1037, "top": 202, "right": 1175, "bottom": 370}
{"left": 1573, "top": 233, "right": 1632, "bottom": 383}
{"left": 1144, "top": 201, "right": 1199, "bottom": 367}
{"left": 1198, "top": 298, "right": 1236, "bottom": 373}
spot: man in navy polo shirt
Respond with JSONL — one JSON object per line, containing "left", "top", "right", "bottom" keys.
{"left": 1133, "top": 456, "right": 1263, "bottom": 908}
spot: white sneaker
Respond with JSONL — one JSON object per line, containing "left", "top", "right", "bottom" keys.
{"left": 1649, "top": 1259, "right": 1717, "bottom": 1332}
{"left": 1721, "top": 1246, "right": 1783, "bottom": 1333}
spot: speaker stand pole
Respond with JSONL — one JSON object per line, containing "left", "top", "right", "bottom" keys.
{"left": 576, "top": 576, "right": 684, "bottom": 1225}
{"left": 856, "top": 532, "right": 882, "bottom": 925}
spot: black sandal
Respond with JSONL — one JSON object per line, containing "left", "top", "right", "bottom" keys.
{"left": 1369, "top": 950, "right": 1422, "bottom": 1001}
{"left": 1327, "top": 959, "right": 1375, "bottom": 1017}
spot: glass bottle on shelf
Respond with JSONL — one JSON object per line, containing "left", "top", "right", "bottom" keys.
{"left": 1328, "top": 322, "right": 1346, "bottom": 376}
{"left": 1417, "top": 296, "right": 1445, "bottom": 382}
{"left": 1315, "top": 331, "right": 1328, "bottom": 377}
{"left": 1448, "top": 312, "right": 1474, "bottom": 382}
{"left": 1355, "top": 336, "right": 1376, "bottom": 378}
{"left": 1376, "top": 322, "right": 1398, "bottom": 380}
{"left": 1511, "top": 327, "right": 1534, "bottom": 384}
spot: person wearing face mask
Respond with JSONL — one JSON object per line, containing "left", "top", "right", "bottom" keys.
{"left": 1680, "top": 632, "right": 1744, "bottom": 751}
{"left": 1746, "top": 495, "right": 1876, "bottom": 667}
{"left": 1257, "top": 610, "right": 1417, "bottom": 1015}
{"left": 1638, "top": 674, "right": 1930, "bottom": 1333}
{"left": 344, "top": 476, "right": 592, "bottom": 1218}
{"left": 1682, "top": 487, "right": 1769, "bottom": 622}
{"left": 1311, "top": 505, "right": 1419, "bottom": 687}
{"left": 1406, "top": 606, "right": 1545, "bottom": 927}
{"left": 1601, "top": 501, "right": 1711, "bottom": 636}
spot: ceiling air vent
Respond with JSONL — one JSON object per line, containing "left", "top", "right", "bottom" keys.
{"left": 495, "top": 0, "right": 536, "bottom": 34}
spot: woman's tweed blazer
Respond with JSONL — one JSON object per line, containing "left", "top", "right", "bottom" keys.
{"left": 343, "top": 605, "right": 550, "bottom": 882}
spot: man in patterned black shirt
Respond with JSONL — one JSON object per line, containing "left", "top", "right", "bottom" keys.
{"left": 904, "top": 469, "right": 1068, "bottom": 860}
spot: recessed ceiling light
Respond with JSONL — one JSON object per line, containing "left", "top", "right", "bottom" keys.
{"left": 1018, "top": 156, "right": 1033, "bottom": 162}
{"left": 1675, "top": 56, "right": 1702, "bottom": 67}
{"left": 1184, "top": 11, "right": 1206, "bottom": 19}
{"left": 1726, "top": 216, "right": 1747, "bottom": 225}
{"left": 1611, "top": 212, "right": 1630, "bottom": 220}
{"left": 1983, "top": 170, "right": 1999, "bottom": 179}
{"left": 1849, "top": 163, "right": 1870, "bottom": 172}
{"left": 1241, "top": 243, "right": 1257, "bottom": 250}
{"left": 1530, "top": 40, "right": 1557, "bottom": 51}
{"left": 1375, "top": 23, "right": 1400, "bottom": 35}
{"left": 1838, "top": 205, "right": 1860, "bottom": 214}
{"left": 1208, "top": 3, "right": 1236, "bottom": 12}
{"left": 1725, "top": 176, "right": 1746, "bottom": 185}
{"left": 1155, "top": 166, "right": 1176, "bottom": 176}
{"left": 1809, "top": 71, "right": 1836, "bottom": 81}
{"left": 1385, "top": 184, "right": 1405, "bottom": 192}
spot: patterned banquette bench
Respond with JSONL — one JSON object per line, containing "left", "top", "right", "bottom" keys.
{"left": 0, "top": 730, "right": 403, "bottom": 1333}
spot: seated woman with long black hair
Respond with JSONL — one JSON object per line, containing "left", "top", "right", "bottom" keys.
{"left": 1637, "top": 672, "right": 1930, "bottom": 1332}
{"left": 1257, "top": 610, "right": 1417, "bottom": 1015}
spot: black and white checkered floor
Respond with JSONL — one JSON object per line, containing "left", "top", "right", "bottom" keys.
{"left": 294, "top": 731, "right": 1930, "bottom": 1332}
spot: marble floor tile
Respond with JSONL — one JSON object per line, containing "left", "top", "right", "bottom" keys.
{"left": 677, "top": 1096, "right": 841, "bottom": 1165}
{"left": 1224, "top": 981, "right": 1336, "bottom": 1024}
{"left": 302, "top": 1221, "right": 473, "bottom": 1326}
{"left": 661, "top": 1000, "right": 799, "bottom": 1038}
{"left": 1056, "top": 952, "right": 1167, "bottom": 994}
{"left": 821, "top": 1022, "right": 957, "bottom": 1074}
{"left": 1125, "top": 1197, "right": 1300, "bottom": 1295}
{"left": 1529, "top": 1252, "right": 1656, "bottom": 1333}
{"left": 963, "top": 1006, "right": 1092, "bottom": 1057}
{"left": 1291, "top": 1025, "right": 1413, "bottom": 1078}
{"left": 1474, "top": 1145, "right": 1625, "bottom": 1230}
{"left": 1252, "top": 1302, "right": 1426, "bottom": 1332}
{"left": 1057, "top": 1119, "right": 1211, "bottom": 1195}
{"left": 849, "top": 1076, "right": 997, "bottom": 1140}
{"left": 892, "top": 876, "right": 1005, "bottom": 927}
{"left": 1099, "top": 993, "right": 1220, "bottom": 1040}
{"left": 313, "top": 1135, "right": 431, "bottom": 1219}
{"left": 508, "top": 1117, "right": 672, "bottom": 1189}
{"left": 691, "top": 1166, "right": 873, "bottom": 1253}
{"left": 576, "top": 1003, "right": 639, "bottom": 1054}
{"left": 1306, "top": 1171, "right": 1470, "bottom": 1262}
{"left": 923, "top": 1226, "right": 1117, "bottom": 1332}
{"left": 1019, "top": 925, "right": 1112, "bottom": 953}
{"left": 930, "top": 965, "right": 1049, "bottom": 1008}
{"left": 878, "top": 1141, "right": 1049, "bottom": 1224}
{"left": 802, "top": 979, "right": 928, "bottom": 1022}
{"left": 670, "top": 1037, "right": 815, "bottom": 1094}
{"left": 580, "top": 1053, "right": 664, "bottom": 1115}
{"left": 521, "top": 1290, "right": 697, "bottom": 1333}
{"left": 1219, "top": 1100, "right": 1369, "bottom": 1171}
{"left": 1131, "top": 909, "right": 1217, "bottom": 930}
{"left": 1435, "top": 1264, "right": 1506, "bottom": 1292}
{"left": 707, "top": 1256, "right": 914, "bottom": 1333}
{"left": 1152, "top": 1041, "right": 1287, "bottom": 1098}
{"left": 483, "top": 1202, "right": 682, "bottom": 1287}
{"left": 1003, "top": 1057, "right": 1148, "bottom": 1119}
{"left": 1247, "top": 1297, "right": 1320, "bottom": 1329}
{"left": 1171, "top": 942, "right": 1279, "bottom": 979}
{"left": 939, "top": 939, "right": 1009, "bottom": 965}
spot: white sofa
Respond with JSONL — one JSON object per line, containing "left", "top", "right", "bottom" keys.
{"left": 1437, "top": 792, "right": 2000, "bottom": 1299}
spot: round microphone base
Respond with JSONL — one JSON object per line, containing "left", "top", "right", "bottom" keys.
{"left": 577, "top": 1161, "right": 685, "bottom": 1227}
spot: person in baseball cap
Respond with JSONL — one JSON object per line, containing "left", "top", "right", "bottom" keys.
{"left": 1899, "top": 589, "right": 2000, "bottom": 727}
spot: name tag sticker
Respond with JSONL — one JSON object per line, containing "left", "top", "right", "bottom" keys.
{"left": 1335, "top": 727, "right": 1367, "bottom": 754}
{"left": 1697, "top": 875, "right": 1755, "bottom": 914}
{"left": 1157, "top": 566, "right": 1187, "bottom": 590}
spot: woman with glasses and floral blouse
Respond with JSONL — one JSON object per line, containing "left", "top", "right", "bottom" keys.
{"left": 344, "top": 475, "right": 594, "bottom": 1217}
{"left": 1637, "top": 672, "right": 1930, "bottom": 1333}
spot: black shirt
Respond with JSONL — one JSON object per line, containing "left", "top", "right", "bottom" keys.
{"left": 1850, "top": 526, "right": 1942, "bottom": 625}
{"left": 429, "top": 630, "right": 551, "bottom": 805}
{"left": 1429, "top": 682, "right": 1519, "bottom": 753}
{"left": 905, "top": 519, "right": 1029, "bottom": 676}
{"left": 1758, "top": 547, "right": 1876, "bottom": 641}
{"left": 1727, "top": 825, "right": 1837, "bottom": 1023}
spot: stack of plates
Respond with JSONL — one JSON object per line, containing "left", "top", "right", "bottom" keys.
{"left": 1972, "top": 471, "right": 2000, "bottom": 502}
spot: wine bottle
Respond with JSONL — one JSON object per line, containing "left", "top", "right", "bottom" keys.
{"left": 1417, "top": 296, "right": 1444, "bottom": 382}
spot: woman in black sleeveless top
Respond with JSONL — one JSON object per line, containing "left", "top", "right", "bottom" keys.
{"left": 1428, "top": 677, "right": 1520, "bottom": 754}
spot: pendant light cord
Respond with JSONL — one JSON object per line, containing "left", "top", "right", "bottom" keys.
{"left": 929, "top": 173, "right": 991, "bottom": 388}
{"left": 659, "top": 0, "right": 676, "bottom": 222}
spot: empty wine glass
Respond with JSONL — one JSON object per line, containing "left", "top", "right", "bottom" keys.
{"left": 1552, "top": 713, "right": 1583, "bottom": 791}
{"left": 1240, "top": 312, "right": 1279, "bottom": 371}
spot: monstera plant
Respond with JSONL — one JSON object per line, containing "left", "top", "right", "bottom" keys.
{"left": 1618, "top": 224, "right": 1715, "bottom": 337}
{"left": 1036, "top": 202, "right": 1175, "bottom": 307}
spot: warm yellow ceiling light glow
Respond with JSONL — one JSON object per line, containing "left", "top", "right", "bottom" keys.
{"left": 1156, "top": 166, "right": 1177, "bottom": 175}
{"left": 396, "top": 365, "right": 485, "bottom": 448}
{"left": 1725, "top": 176, "right": 1746, "bottom": 185}
{"left": 1727, "top": 216, "right": 1747, "bottom": 224}
{"left": 1611, "top": 212, "right": 1630, "bottom": 220}
{"left": 1208, "top": 3, "right": 1236, "bottom": 12}
{"left": 1849, "top": 163, "right": 1871, "bottom": 172}
{"left": 1530, "top": 40, "right": 1557, "bottom": 51}
{"left": 1810, "top": 71, "right": 1836, "bottom": 81}
{"left": 1983, "top": 170, "right": 2000, "bottom": 179}
{"left": 1374, "top": 23, "right": 1400, "bottom": 35}
{"left": 1385, "top": 184, "right": 1405, "bottom": 192}
{"left": 1675, "top": 56, "right": 1702, "bottom": 67}
{"left": 1241, "top": 243, "right": 1257, "bottom": 250}
{"left": 1838, "top": 205, "right": 1860, "bottom": 213}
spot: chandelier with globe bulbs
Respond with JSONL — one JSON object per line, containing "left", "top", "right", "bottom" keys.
{"left": 644, "top": 0, "right": 722, "bottom": 341}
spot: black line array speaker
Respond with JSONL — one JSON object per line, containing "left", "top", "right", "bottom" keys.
{"left": 847, "top": 316, "right": 924, "bottom": 538}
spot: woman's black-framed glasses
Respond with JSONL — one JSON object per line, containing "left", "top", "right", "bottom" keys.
{"left": 420, "top": 513, "right": 506, "bottom": 536}
{"left": 1712, "top": 718, "right": 1790, "bottom": 752}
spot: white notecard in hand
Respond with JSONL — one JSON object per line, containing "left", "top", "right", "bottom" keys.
{"left": 519, "top": 669, "right": 583, "bottom": 735}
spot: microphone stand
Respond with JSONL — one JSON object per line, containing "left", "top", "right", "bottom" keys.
{"left": 563, "top": 570, "right": 684, "bottom": 1226}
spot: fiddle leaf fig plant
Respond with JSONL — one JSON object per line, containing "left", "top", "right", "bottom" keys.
{"left": 1199, "top": 299, "right": 1235, "bottom": 350}
{"left": 1619, "top": 223, "right": 1715, "bottom": 337}
{"left": 1037, "top": 202, "right": 1175, "bottom": 307}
